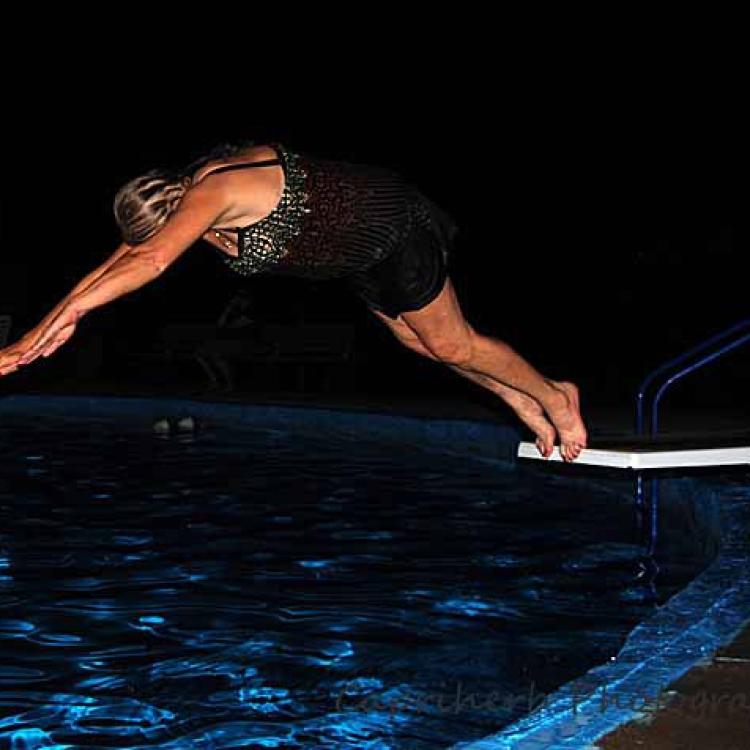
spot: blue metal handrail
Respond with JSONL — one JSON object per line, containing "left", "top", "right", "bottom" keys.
{"left": 634, "top": 316, "right": 750, "bottom": 573}
{"left": 636, "top": 317, "right": 750, "bottom": 435}
{"left": 651, "top": 330, "right": 750, "bottom": 434}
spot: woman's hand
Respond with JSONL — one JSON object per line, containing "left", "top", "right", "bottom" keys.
{"left": 0, "top": 332, "right": 38, "bottom": 376}
{"left": 0, "top": 304, "right": 83, "bottom": 375}
{"left": 18, "top": 304, "right": 83, "bottom": 366}
{"left": 0, "top": 345, "right": 23, "bottom": 376}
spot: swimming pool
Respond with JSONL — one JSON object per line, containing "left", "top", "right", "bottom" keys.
{"left": 0, "top": 395, "right": 747, "bottom": 749}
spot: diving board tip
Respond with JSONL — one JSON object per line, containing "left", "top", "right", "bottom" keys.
{"left": 517, "top": 442, "right": 750, "bottom": 469}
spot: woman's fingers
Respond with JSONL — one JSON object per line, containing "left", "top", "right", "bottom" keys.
{"left": 19, "top": 335, "right": 55, "bottom": 364}
{"left": 0, "top": 332, "right": 49, "bottom": 374}
{"left": 42, "top": 335, "right": 69, "bottom": 357}
{"left": 18, "top": 322, "right": 59, "bottom": 363}
{"left": 21, "top": 345, "right": 50, "bottom": 365}
{"left": 0, "top": 354, "right": 22, "bottom": 376}
{"left": 18, "top": 351, "right": 39, "bottom": 366}
{"left": 0, "top": 351, "right": 23, "bottom": 370}
{"left": 26, "top": 323, "right": 76, "bottom": 362}
{"left": 14, "top": 336, "right": 54, "bottom": 366}
{"left": 23, "top": 313, "right": 77, "bottom": 363}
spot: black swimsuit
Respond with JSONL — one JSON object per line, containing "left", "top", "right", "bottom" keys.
{"left": 198, "top": 142, "right": 460, "bottom": 319}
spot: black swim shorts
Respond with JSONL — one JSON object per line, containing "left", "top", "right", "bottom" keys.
{"left": 344, "top": 195, "right": 459, "bottom": 320}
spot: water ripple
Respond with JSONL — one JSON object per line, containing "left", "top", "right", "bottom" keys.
{"left": 0, "top": 415, "right": 720, "bottom": 748}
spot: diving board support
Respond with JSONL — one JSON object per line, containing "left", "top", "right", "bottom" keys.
{"left": 517, "top": 442, "right": 750, "bottom": 469}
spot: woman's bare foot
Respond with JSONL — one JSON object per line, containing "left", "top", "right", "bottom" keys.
{"left": 523, "top": 410, "right": 557, "bottom": 459}
{"left": 544, "top": 380, "right": 588, "bottom": 462}
{"left": 498, "top": 389, "right": 557, "bottom": 458}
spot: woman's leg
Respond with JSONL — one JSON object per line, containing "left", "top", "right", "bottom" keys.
{"left": 369, "top": 306, "right": 557, "bottom": 456}
{"left": 385, "top": 277, "right": 587, "bottom": 461}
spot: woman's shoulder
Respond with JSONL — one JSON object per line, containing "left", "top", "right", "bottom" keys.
{"left": 187, "top": 143, "right": 288, "bottom": 232}
{"left": 190, "top": 144, "right": 281, "bottom": 184}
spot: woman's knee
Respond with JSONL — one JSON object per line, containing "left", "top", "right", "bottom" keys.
{"left": 397, "top": 332, "right": 438, "bottom": 359}
{"left": 421, "top": 326, "right": 476, "bottom": 366}
{"left": 373, "top": 312, "right": 438, "bottom": 360}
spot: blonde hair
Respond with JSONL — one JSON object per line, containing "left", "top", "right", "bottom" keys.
{"left": 113, "top": 170, "right": 189, "bottom": 245}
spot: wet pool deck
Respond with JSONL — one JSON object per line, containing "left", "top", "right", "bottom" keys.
{"left": 596, "top": 623, "right": 750, "bottom": 750}
{"left": 5, "top": 378, "right": 749, "bottom": 749}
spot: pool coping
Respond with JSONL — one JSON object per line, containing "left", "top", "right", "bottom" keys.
{"left": 1, "top": 393, "right": 747, "bottom": 750}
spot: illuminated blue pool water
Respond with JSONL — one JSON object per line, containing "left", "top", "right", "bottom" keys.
{"left": 0, "top": 396, "right": 742, "bottom": 749}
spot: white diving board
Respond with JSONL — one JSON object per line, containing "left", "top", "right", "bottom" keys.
{"left": 517, "top": 442, "right": 750, "bottom": 469}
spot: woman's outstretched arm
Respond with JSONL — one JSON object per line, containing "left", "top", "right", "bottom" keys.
{"left": 61, "top": 176, "right": 229, "bottom": 316}
{"left": 0, "top": 243, "right": 152, "bottom": 375}
{"left": 31, "top": 242, "right": 135, "bottom": 333}
{"left": 1, "top": 177, "right": 229, "bottom": 373}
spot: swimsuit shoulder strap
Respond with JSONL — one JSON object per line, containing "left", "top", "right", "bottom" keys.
{"left": 193, "top": 158, "right": 282, "bottom": 184}
{"left": 207, "top": 158, "right": 282, "bottom": 174}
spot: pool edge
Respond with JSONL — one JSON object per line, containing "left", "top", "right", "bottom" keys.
{"left": 0, "top": 392, "right": 524, "bottom": 467}
{"left": 449, "top": 478, "right": 750, "bottom": 749}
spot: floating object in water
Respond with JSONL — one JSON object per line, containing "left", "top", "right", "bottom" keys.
{"left": 176, "top": 416, "right": 196, "bottom": 432}
{"left": 152, "top": 418, "right": 171, "bottom": 435}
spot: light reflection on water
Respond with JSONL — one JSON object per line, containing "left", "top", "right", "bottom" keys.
{"left": 0, "top": 415, "right": 715, "bottom": 748}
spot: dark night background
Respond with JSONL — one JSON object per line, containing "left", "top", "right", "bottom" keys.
{"left": 1, "top": 46, "right": 747, "bottom": 432}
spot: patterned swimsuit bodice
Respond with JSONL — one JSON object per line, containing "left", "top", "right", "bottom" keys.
{"left": 202, "top": 142, "right": 450, "bottom": 280}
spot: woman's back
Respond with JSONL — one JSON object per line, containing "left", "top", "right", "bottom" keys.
{"left": 192, "top": 141, "right": 459, "bottom": 282}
